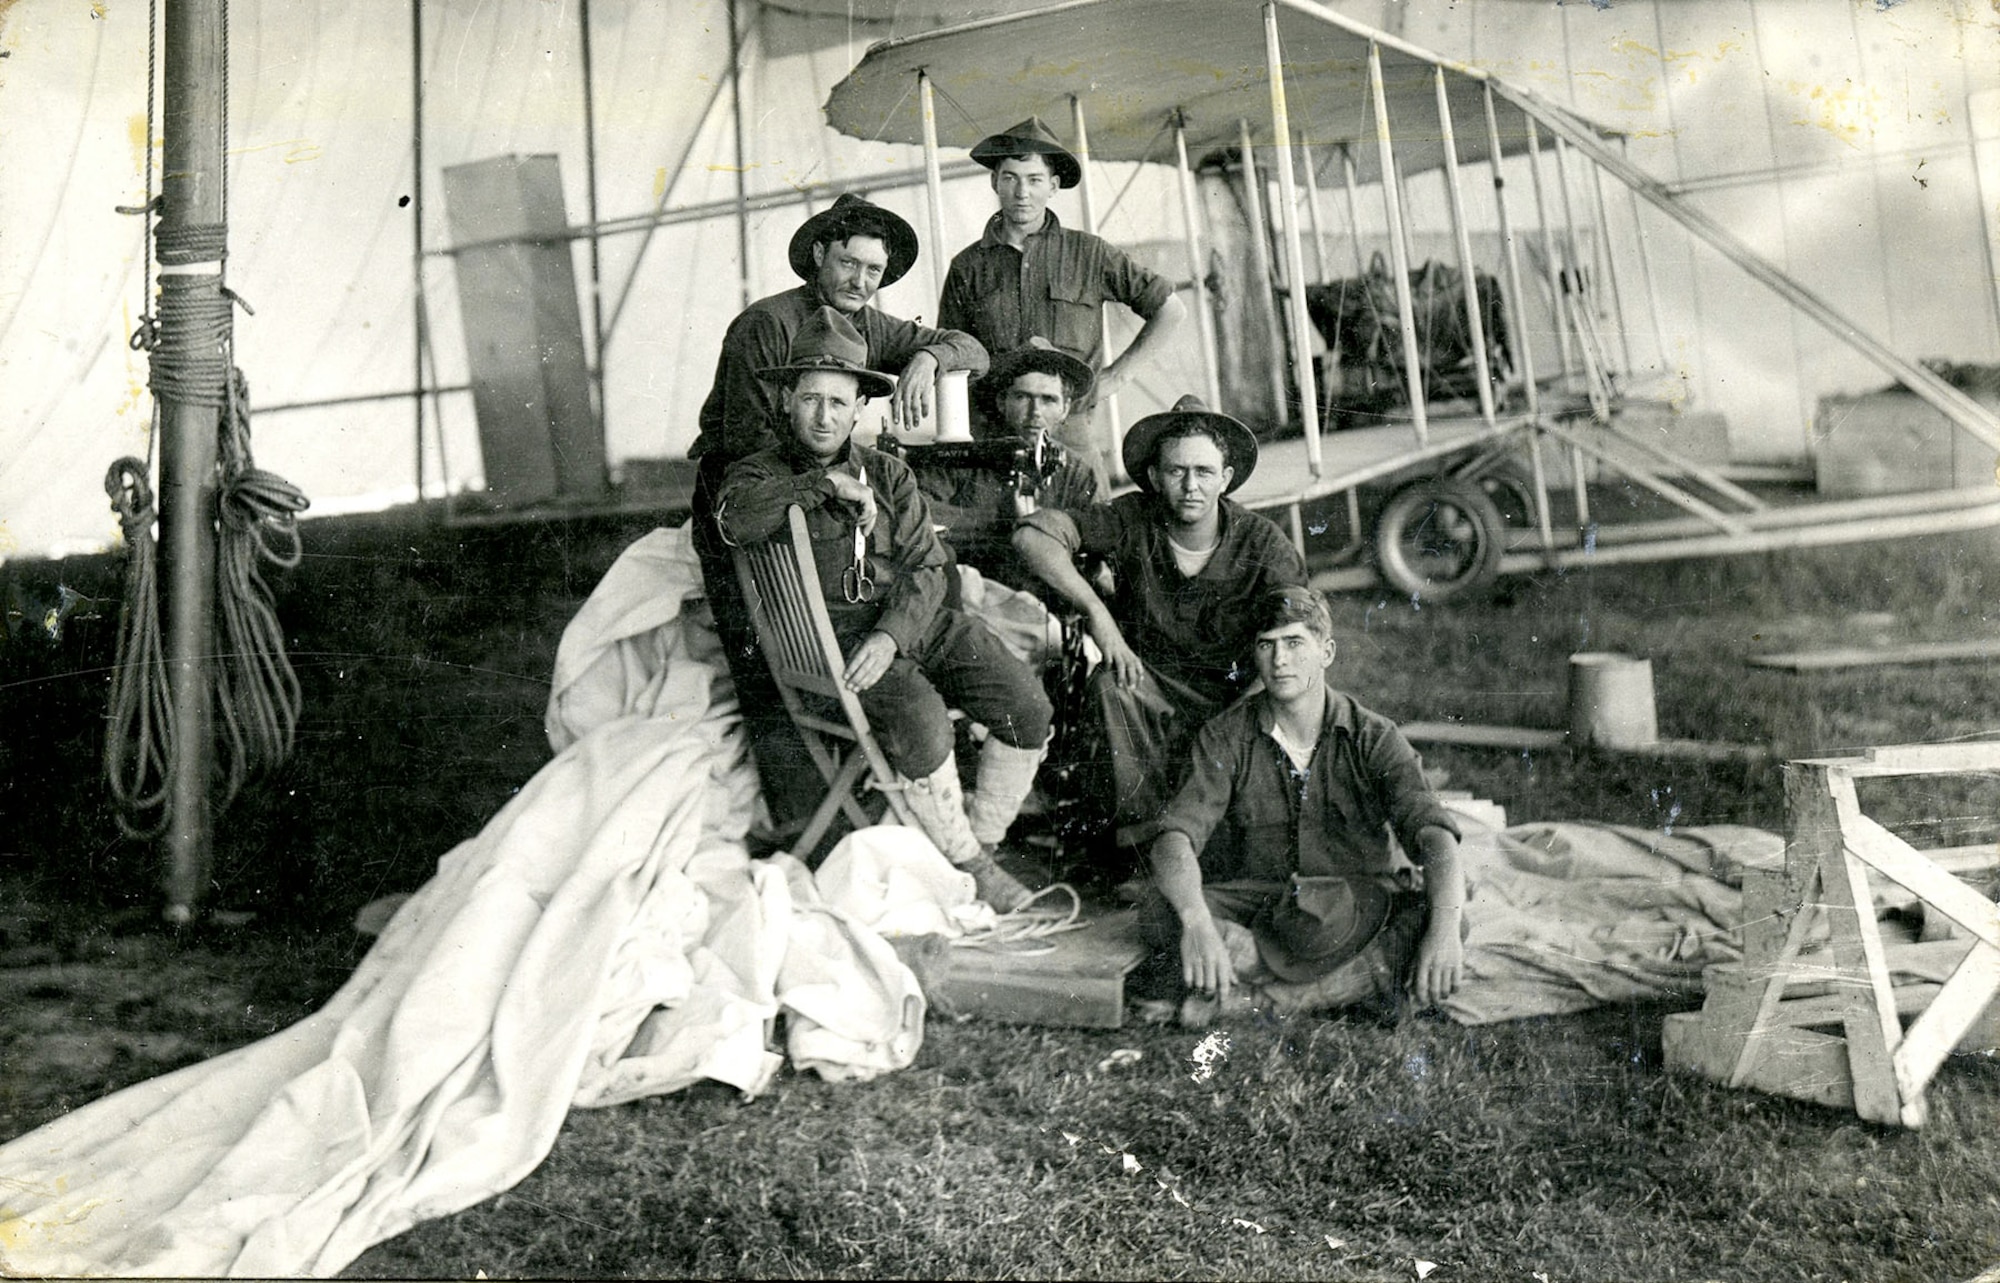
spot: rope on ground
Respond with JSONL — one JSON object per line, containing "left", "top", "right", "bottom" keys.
{"left": 103, "top": 458, "right": 174, "bottom": 840}
{"left": 951, "top": 881, "right": 1088, "bottom": 955}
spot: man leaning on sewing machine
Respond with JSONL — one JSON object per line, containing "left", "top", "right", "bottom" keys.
{"left": 899, "top": 337, "right": 1100, "bottom": 594}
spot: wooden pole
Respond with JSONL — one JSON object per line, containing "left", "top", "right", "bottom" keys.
{"left": 1238, "top": 117, "right": 1289, "bottom": 425}
{"left": 1592, "top": 161, "right": 1636, "bottom": 372}
{"left": 578, "top": 0, "right": 608, "bottom": 445}
{"left": 1434, "top": 68, "right": 1496, "bottom": 429}
{"left": 157, "top": 0, "right": 228, "bottom": 922}
{"left": 1340, "top": 146, "right": 1367, "bottom": 274}
{"left": 726, "top": 0, "right": 751, "bottom": 309}
{"left": 410, "top": 0, "right": 425, "bottom": 504}
{"left": 1367, "top": 40, "right": 1429, "bottom": 445}
{"left": 1484, "top": 84, "right": 1554, "bottom": 550}
{"left": 1173, "top": 117, "right": 1223, "bottom": 407}
{"left": 1524, "top": 118, "right": 1575, "bottom": 380}
{"left": 918, "top": 72, "right": 950, "bottom": 309}
{"left": 1071, "top": 95, "right": 1124, "bottom": 480}
{"left": 1301, "top": 144, "right": 1331, "bottom": 284}
{"left": 1263, "top": 2, "right": 1321, "bottom": 474}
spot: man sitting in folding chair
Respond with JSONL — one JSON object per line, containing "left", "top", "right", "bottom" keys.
{"left": 717, "top": 306, "right": 1053, "bottom": 912}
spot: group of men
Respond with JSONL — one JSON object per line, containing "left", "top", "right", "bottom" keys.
{"left": 689, "top": 118, "right": 1466, "bottom": 1021}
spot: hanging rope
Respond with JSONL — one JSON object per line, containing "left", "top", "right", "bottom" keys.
{"left": 103, "top": 459, "right": 175, "bottom": 839}
{"left": 213, "top": 367, "right": 308, "bottom": 807}
{"left": 102, "top": 0, "right": 308, "bottom": 837}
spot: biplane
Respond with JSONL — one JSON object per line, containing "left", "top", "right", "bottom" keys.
{"left": 823, "top": 0, "right": 2000, "bottom": 600}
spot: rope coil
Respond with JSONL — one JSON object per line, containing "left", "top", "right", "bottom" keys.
{"left": 155, "top": 221, "right": 230, "bottom": 265}
{"left": 103, "top": 459, "right": 175, "bottom": 839}
{"left": 147, "top": 274, "right": 232, "bottom": 407}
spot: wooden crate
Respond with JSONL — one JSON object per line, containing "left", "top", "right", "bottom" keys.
{"left": 931, "top": 909, "right": 1152, "bottom": 1029}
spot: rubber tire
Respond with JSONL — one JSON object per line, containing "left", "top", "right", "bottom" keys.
{"left": 1474, "top": 466, "right": 1537, "bottom": 529}
{"left": 1373, "top": 476, "right": 1506, "bottom": 604}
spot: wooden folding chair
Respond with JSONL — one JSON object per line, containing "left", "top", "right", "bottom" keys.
{"left": 730, "top": 505, "right": 915, "bottom": 860}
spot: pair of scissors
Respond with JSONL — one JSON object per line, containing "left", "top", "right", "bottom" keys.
{"left": 842, "top": 466, "right": 876, "bottom": 603}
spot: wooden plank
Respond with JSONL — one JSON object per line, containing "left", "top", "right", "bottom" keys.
{"left": 1400, "top": 722, "right": 1567, "bottom": 750}
{"left": 1827, "top": 843, "right": 1921, "bottom": 1126}
{"left": 1894, "top": 941, "right": 2000, "bottom": 1106}
{"left": 1792, "top": 763, "right": 1913, "bottom": 1125}
{"left": 1746, "top": 640, "right": 2000, "bottom": 673}
{"left": 1858, "top": 743, "right": 2000, "bottom": 772}
{"left": 932, "top": 910, "right": 1152, "bottom": 1029}
{"left": 1834, "top": 794, "right": 2000, "bottom": 950}
{"left": 1730, "top": 866, "right": 1824, "bottom": 1087}
{"left": 1664, "top": 1014, "right": 1855, "bottom": 1114}
{"left": 1398, "top": 722, "right": 1764, "bottom": 763}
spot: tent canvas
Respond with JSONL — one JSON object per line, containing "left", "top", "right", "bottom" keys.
{"left": 2, "top": 0, "right": 1997, "bottom": 561}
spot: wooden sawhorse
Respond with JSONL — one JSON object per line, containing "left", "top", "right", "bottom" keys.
{"left": 1664, "top": 744, "right": 2000, "bottom": 1128}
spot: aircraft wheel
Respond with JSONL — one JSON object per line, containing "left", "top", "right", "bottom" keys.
{"left": 1373, "top": 476, "right": 1506, "bottom": 604}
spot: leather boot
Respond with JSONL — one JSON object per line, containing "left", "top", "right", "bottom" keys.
{"left": 900, "top": 757, "right": 1034, "bottom": 913}
{"left": 963, "top": 735, "right": 1048, "bottom": 851}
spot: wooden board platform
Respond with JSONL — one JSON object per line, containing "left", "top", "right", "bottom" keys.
{"left": 932, "top": 908, "right": 1152, "bottom": 1029}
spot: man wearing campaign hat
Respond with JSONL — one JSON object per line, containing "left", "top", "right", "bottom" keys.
{"left": 718, "top": 308, "right": 1052, "bottom": 913}
{"left": 1013, "top": 394, "right": 1306, "bottom": 861}
{"left": 691, "top": 193, "right": 988, "bottom": 828}
{"left": 1139, "top": 584, "right": 1466, "bottom": 1027}
{"left": 913, "top": 337, "right": 1101, "bottom": 592}
{"left": 940, "top": 117, "right": 1186, "bottom": 470}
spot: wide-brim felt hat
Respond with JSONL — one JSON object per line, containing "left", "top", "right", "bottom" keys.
{"left": 757, "top": 305, "right": 898, "bottom": 400}
{"left": 788, "top": 192, "right": 920, "bottom": 288}
{"left": 978, "top": 337, "right": 1096, "bottom": 417}
{"left": 1253, "top": 874, "right": 1398, "bottom": 984}
{"left": 970, "top": 116, "right": 1082, "bottom": 189}
{"left": 1122, "top": 394, "right": 1259, "bottom": 494}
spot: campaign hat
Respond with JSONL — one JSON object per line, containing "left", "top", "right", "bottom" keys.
{"left": 970, "top": 116, "right": 1082, "bottom": 189}
{"left": 978, "top": 337, "right": 1095, "bottom": 418}
{"left": 1253, "top": 874, "right": 1398, "bottom": 984}
{"left": 788, "top": 192, "right": 920, "bottom": 288}
{"left": 1121, "top": 394, "right": 1259, "bottom": 494}
{"left": 757, "top": 305, "right": 897, "bottom": 400}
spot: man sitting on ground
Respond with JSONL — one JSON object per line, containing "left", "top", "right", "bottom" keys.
{"left": 717, "top": 307, "right": 1050, "bottom": 912}
{"left": 913, "top": 338, "right": 1099, "bottom": 593}
{"left": 1141, "top": 584, "right": 1467, "bottom": 1026}
{"left": 1012, "top": 395, "right": 1306, "bottom": 857}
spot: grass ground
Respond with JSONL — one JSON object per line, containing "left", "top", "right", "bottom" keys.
{"left": 4, "top": 501, "right": 2000, "bottom": 1280}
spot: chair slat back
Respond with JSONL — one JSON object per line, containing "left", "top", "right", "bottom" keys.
{"left": 732, "top": 505, "right": 875, "bottom": 740}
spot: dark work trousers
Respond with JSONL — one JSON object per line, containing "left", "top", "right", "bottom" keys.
{"left": 848, "top": 609, "right": 1052, "bottom": 780}
{"left": 1135, "top": 878, "right": 1426, "bottom": 1006}
{"left": 690, "top": 453, "right": 824, "bottom": 830}
{"left": 1092, "top": 665, "right": 1226, "bottom": 850}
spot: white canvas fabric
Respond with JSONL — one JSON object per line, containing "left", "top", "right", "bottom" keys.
{"left": 0, "top": 524, "right": 924, "bottom": 1277}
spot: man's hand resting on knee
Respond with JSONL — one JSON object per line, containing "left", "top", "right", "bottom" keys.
{"left": 844, "top": 630, "right": 897, "bottom": 692}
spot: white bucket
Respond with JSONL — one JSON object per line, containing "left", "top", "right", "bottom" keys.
{"left": 1568, "top": 652, "right": 1659, "bottom": 749}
